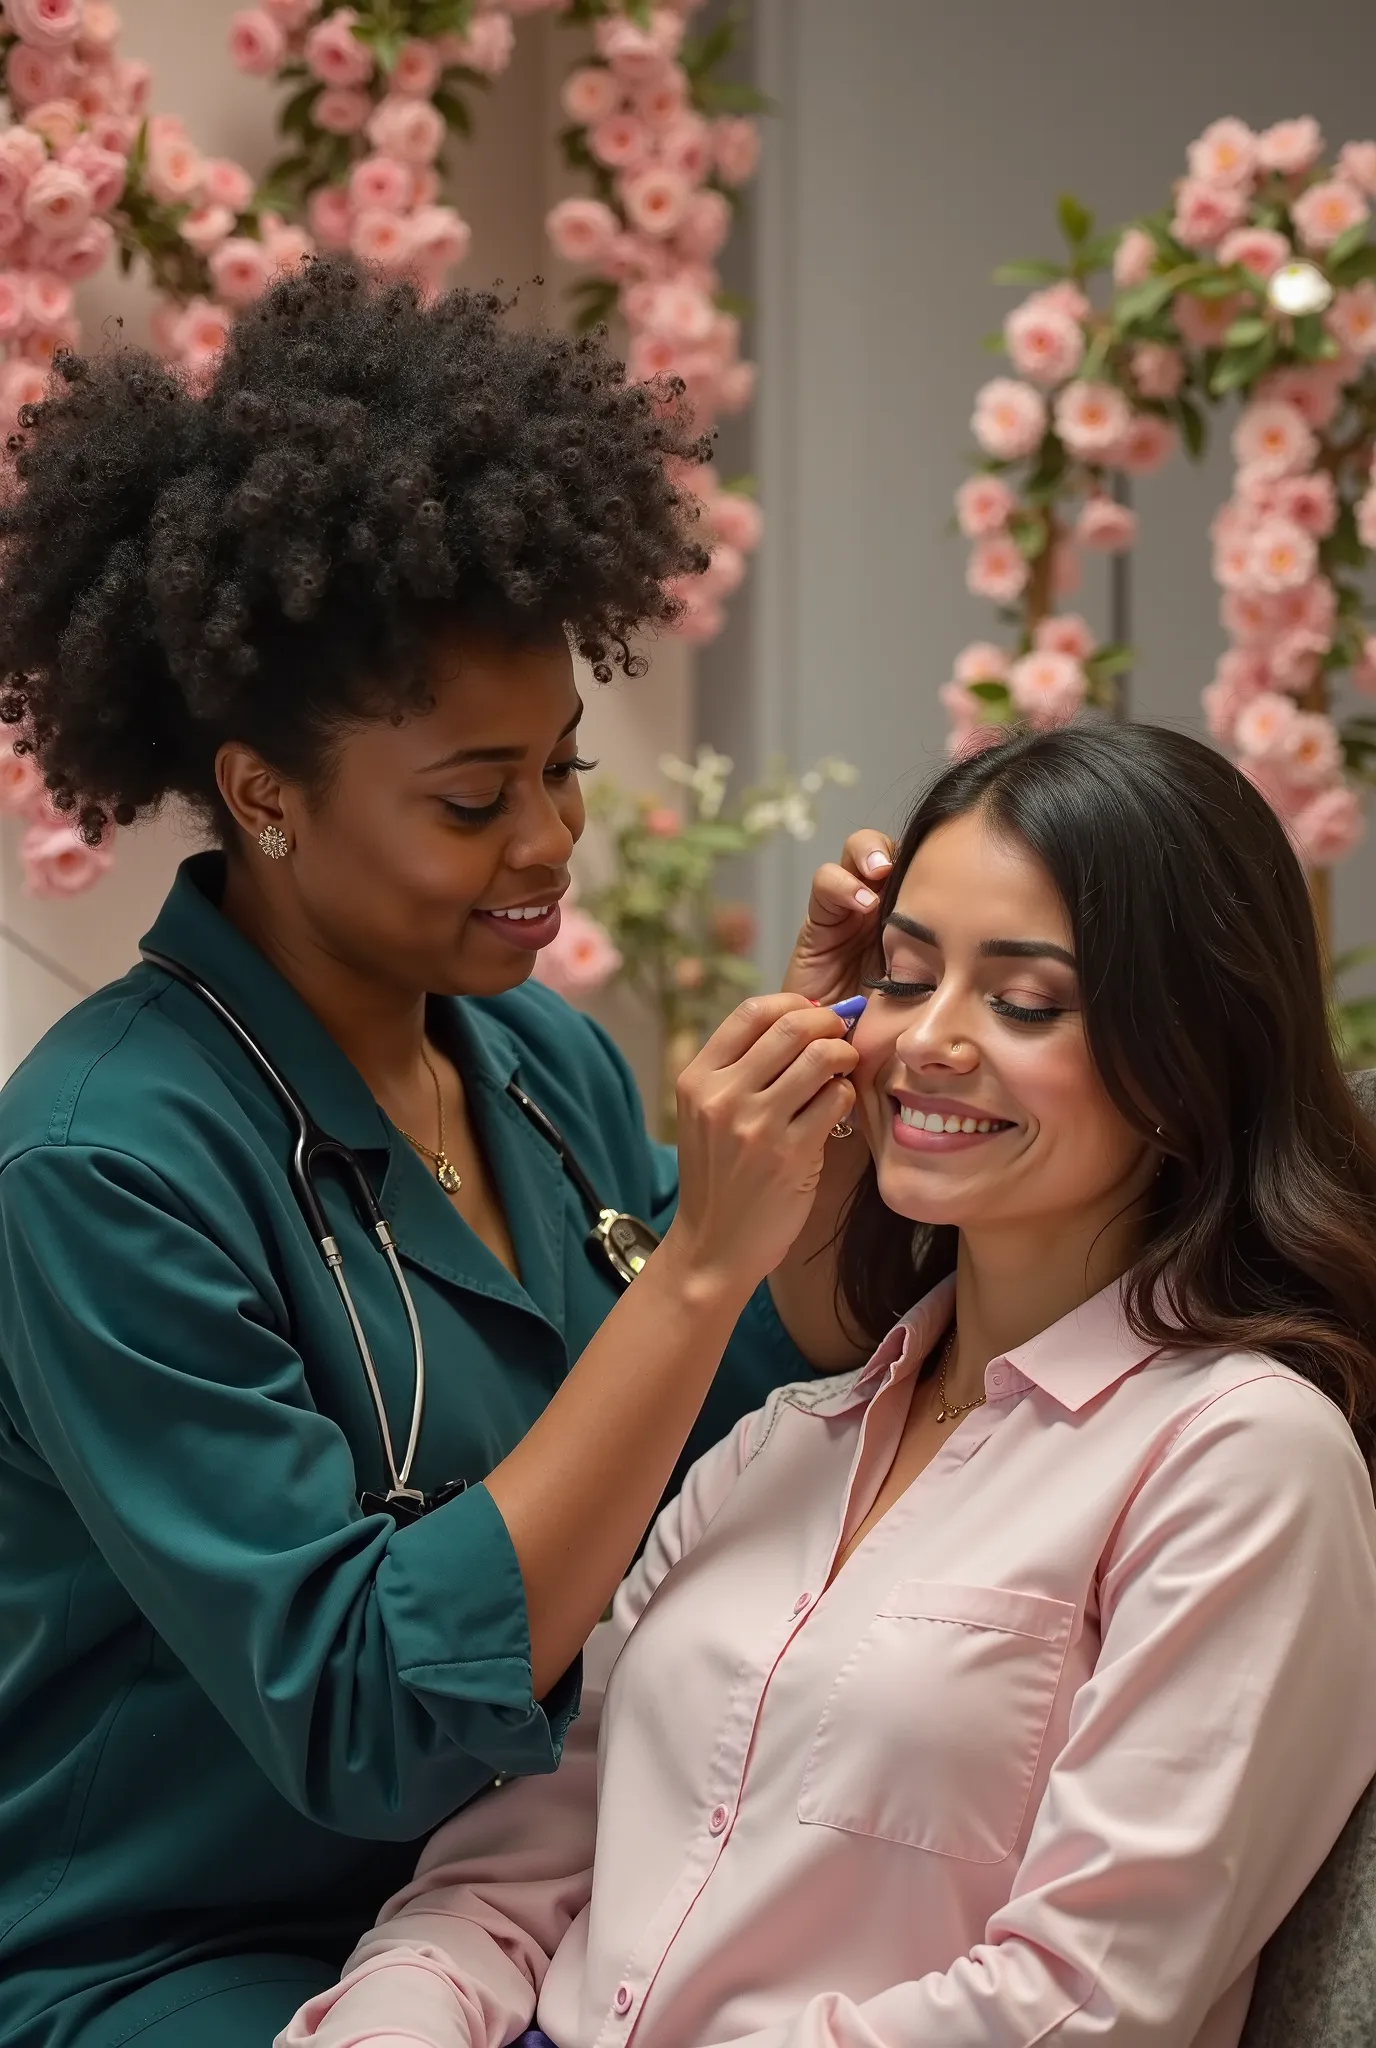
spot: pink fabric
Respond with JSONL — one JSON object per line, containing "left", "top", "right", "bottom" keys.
{"left": 282, "top": 1280, "right": 1376, "bottom": 2048}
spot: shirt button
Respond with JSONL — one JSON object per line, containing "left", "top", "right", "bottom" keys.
{"left": 792, "top": 1593, "right": 810, "bottom": 1616}
{"left": 988, "top": 1368, "right": 1006, "bottom": 1393}
{"left": 709, "top": 1803, "right": 729, "bottom": 1835}
{"left": 614, "top": 1984, "right": 634, "bottom": 2016}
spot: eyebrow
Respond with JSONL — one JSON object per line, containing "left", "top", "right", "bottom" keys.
{"left": 418, "top": 702, "right": 584, "bottom": 774}
{"left": 885, "top": 912, "right": 1077, "bottom": 971}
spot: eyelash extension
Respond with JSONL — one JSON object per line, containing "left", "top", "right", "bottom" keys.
{"left": 444, "top": 756, "right": 599, "bottom": 827}
{"left": 863, "top": 977, "right": 1063, "bottom": 1025}
{"left": 548, "top": 754, "right": 598, "bottom": 781}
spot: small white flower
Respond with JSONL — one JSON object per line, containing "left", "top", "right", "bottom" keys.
{"left": 742, "top": 799, "right": 783, "bottom": 835}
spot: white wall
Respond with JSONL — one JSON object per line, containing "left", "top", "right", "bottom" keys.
{"left": 741, "top": 0, "right": 1376, "bottom": 988}
{"left": 0, "top": 1, "right": 692, "bottom": 1087}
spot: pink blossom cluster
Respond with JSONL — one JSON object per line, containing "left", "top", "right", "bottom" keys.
{"left": 0, "top": 0, "right": 150, "bottom": 435}
{"left": 941, "top": 613, "right": 1099, "bottom": 756}
{"left": 0, "top": 728, "right": 112, "bottom": 895}
{"left": 544, "top": 1, "right": 760, "bottom": 646}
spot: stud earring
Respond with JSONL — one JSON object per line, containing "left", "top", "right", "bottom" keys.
{"left": 830, "top": 1120, "right": 854, "bottom": 1140}
{"left": 258, "top": 824, "right": 289, "bottom": 861}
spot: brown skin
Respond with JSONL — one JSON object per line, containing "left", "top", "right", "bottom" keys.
{"left": 216, "top": 628, "right": 871, "bottom": 1692}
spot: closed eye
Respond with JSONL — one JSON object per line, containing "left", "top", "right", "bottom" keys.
{"left": 548, "top": 754, "right": 597, "bottom": 783}
{"left": 865, "top": 977, "right": 1064, "bottom": 1025}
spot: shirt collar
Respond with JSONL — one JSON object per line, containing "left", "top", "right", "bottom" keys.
{"left": 139, "top": 852, "right": 529, "bottom": 1157}
{"left": 802, "top": 1272, "right": 1165, "bottom": 1421}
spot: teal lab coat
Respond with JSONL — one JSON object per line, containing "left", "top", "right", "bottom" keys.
{"left": 0, "top": 855, "right": 808, "bottom": 2048}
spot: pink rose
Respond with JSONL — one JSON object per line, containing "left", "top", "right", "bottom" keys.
{"left": 60, "top": 138, "right": 127, "bottom": 213}
{"left": 1329, "top": 281, "right": 1376, "bottom": 357}
{"left": 659, "top": 110, "right": 712, "bottom": 184}
{"left": 442, "top": 15, "right": 514, "bottom": 78}
{"left": 367, "top": 95, "right": 445, "bottom": 167}
{"left": 1113, "top": 225, "right": 1155, "bottom": 288}
{"left": 20, "top": 818, "right": 113, "bottom": 896}
{"left": 699, "top": 541, "right": 745, "bottom": 600}
{"left": 1257, "top": 118, "right": 1323, "bottom": 177}
{"left": 1204, "top": 648, "right": 1271, "bottom": 742}
{"left": 389, "top": 38, "right": 441, "bottom": 98}
{"left": 1292, "top": 179, "right": 1369, "bottom": 252}
{"left": 1077, "top": 494, "right": 1136, "bottom": 551}
{"left": 0, "top": 126, "right": 46, "bottom": 191}
{"left": 173, "top": 295, "right": 231, "bottom": 371}
{"left": 22, "top": 161, "right": 92, "bottom": 239}
{"left": 1280, "top": 711, "right": 1343, "bottom": 788}
{"left": 1357, "top": 486, "right": 1376, "bottom": 552}
{"left": 1053, "top": 379, "right": 1132, "bottom": 459}
{"left": 3, "top": 0, "right": 81, "bottom": 48}
{"left": 264, "top": 220, "right": 311, "bottom": 278}
{"left": 1352, "top": 635, "right": 1376, "bottom": 699}
{"left": 1256, "top": 363, "right": 1343, "bottom": 430}
{"left": 636, "top": 69, "right": 687, "bottom": 128}
{"left": 1111, "top": 412, "right": 1176, "bottom": 475}
{"left": 561, "top": 65, "right": 620, "bottom": 127}
{"left": 1009, "top": 649, "right": 1085, "bottom": 727}
{"left": 408, "top": 204, "right": 470, "bottom": 274}
{"left": 307, "top": 183, "right": 353, "bottom": 251}
{"left": 179, "top": 203, "right": 235, "bottom": 256}
{"left": 1337, "top": 141, "right": 1376, "bottom": 197}
{"left": 6, "top": 40, "right": 72, "bottom": 108}
{"left": 712, "top": 115, "right": 760, "bottom": 187}
{"left": 1130, "top": 342, "right": 1184, "bottom": 400}
{"left": 208, "top": 235, "right": 273, "bottom": 306}
{"left": 1171, "top": 177, "right": 1247, "bottom": 251}
{"left": 709, "top": 491, "right": 762, "bottom": 554}
{"left": 626, "top": 330, "right": 682, "bottom": 383}
{"left": 1186, "top": 117, "right": 1257, "bottom": 189}
{"left": 531, "top": 907, "right": 622, "bottom": 998}
{"left": 1216, "top": 225, "right": 1290, "bottom": 278}
{"left": 1288, "top": 784, "right": 1364, "bottom": 866}
{"left": 1247, "top": 517, "right": 1317, "bottom": 594}
{"left": 263, "top": 0, "right": 319, "bottom": 24}
{"left": 620, "top": 164, "right": 691, "bottom": 237}
{"left": 23, "top": 268, "right": 71, "bottom": 328}
{"left": 77, "top": 0, "right": 122, "bottom": 50}
{"left": 304, "top": 8, "right": 373, "bottom": 88}
{"left": 87, "top": 113, "right": 134, "bottom": 155}
{"left": 955, "top": 473, "right": 1016, "bottom": 537}
{"left": 349, "top": 153, "right": 413, "bottom": 214}
{"left": 966, "top": 534, "right": 1029, "bottom": 605}
{"left": 674, "top": 187, "right": 730, "bottom": 262}
{"left": 1032, "top": 614, "right": 1093, "bottom": 662}
{"left": 593, "top": 7, "right": 682, "bottom": 83}
{"left": 1232, "top": 400, "right": 1317, "bottom": 479}
{"left": 545, "top": 196, "right": 620, "bottom": 266}
{"left": 953, "top": 641, "right": 1011, "bottom": 683}
{"left": 1272, "top": 471, "right": 1337, "bottom": 537}
{"left": 0, "top": 356, "right": 49, "bottom": 424}
{"left": 146, "top": 129, "right": 204, "bottom": 208}
{"left": 641, "top": 278, "right": 714, "bottom": 341}
{"left": 1269, "top": 627, "right": 1330, "bottom": 693}
{"left": 589, "top": 112, "right": 650, "bottom": 171}
{"left": 1173, "top": 289, "right": 1244, "bottom": 350}
{"left": 0, "top": 270, "right": 26, "bottom": 337}
{"left": 1221, "top": 588, "right": 1284, "bottom": 646}
{"left": 971, "top": 377, "right": 1046, "bottom": 460}
{"left": 314, "top": 88, "right": 372, "bottom": 135}
{"left": 114, "top": 56, "right": 150, "bottom": 115}
{"left": 42, "top": 215, "right": 112, "bottom": 278}
{"left": 24, "top": 97, "right": 83, "bottom": 151}
{"left": 0, "top": 733, "right": 45, "bottom": 812}
{"left": 1004, "top": 293, "right": 1084, "bottom": 387}
{"left": 1234, "top": 690, "right": 1299, "bottom": 762}
{"left": 227, "top": 9, "right": 285, "bottom": 78}
{"left": 644, "top": 807, "right": 680, "bottom": 838}
{"left": 202, "top": 158, "right": 255, "bottom": 215}
{"left": 350, "top": 206, "right": 414, "bottom": 269}
{"left": 667, "top": 589, "right": 725, "bottom": 645}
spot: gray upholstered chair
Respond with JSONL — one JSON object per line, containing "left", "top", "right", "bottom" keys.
{"left": 1239, "top": 1069, "right": 1376, "bottom": 2046}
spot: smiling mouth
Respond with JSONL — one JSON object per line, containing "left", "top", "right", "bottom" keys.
{"left": 896, "top": 1105, "right": 1015, "bottom": 1136}
{"left": 473, "top": 901, "right": 564, "bottom": 951}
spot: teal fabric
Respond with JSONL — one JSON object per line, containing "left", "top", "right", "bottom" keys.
{"left": 0, "top": 854, "right": 806, "bottom": 2048}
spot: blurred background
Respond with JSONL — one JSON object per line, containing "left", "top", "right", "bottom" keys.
{"left": 2, "top": 0, "right": 1374, "bottom": 1103}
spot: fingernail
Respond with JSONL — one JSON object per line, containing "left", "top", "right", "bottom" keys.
{"left": 805, "top": 997, "right": 820, "bottom": 1006}
{"left": 865, "top": 852, "right": 892, "bottom": 874}
{"left": 855, "top": 887, "right": 878, "bottom": 909}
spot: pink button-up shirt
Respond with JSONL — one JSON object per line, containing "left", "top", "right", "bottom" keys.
{"left": 284, "top": 1279, "right": 1376, "bottom": 2048}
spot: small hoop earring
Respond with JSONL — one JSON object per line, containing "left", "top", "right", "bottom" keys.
{"left": 830, "top": 1120, "right": 854, "bottom": 1140}
{"left": 258, "top": 824, "right": 289, "bottom": 861}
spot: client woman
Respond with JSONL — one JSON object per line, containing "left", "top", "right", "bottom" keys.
{"left": 287, "top": 722, "right": 1376, "bottom": 2048}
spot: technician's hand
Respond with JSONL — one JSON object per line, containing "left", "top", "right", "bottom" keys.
{"left": 783, "top": 828, "right": 895, "bottom": 1007}
{"left": 665, "top": 993, "right": 857, "bottom": 1290}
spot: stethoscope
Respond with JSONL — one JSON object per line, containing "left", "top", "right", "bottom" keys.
{"left": 141, "top": 949, "right": 662, "bottom": 1525}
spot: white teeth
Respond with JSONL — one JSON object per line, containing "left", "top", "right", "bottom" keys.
{"left": 942, "top": 1116, "right": 962, "bottom": 1134}
{"left": 897, "top": 1105, "right": 1006, "bottom": 1135}
{"left": 490, "top": 905, "right": 551, "bottom": 920}
{"left": 977, "top": 1120, "right": 992, "bottom": 1133}
{"left": 961, "top": 1118, "right": 977, "bottom": 1134}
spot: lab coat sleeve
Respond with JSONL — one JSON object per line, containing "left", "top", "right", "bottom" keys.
{"left": 279, "top": 1406, "right": 764, "bottom": 2048}
{"left": 0, "top": 1140, "right": 573, "bottom": 1842}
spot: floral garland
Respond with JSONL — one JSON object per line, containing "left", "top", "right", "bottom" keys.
{"left": 946, "top": 114, "right": 1376, "bottom": 892}
{"left": 544, "top": 1, "right": 765, "bottom": 644}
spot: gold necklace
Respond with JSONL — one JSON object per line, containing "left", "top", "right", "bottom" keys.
{"left": 395, "top": 1046, "right": 463, "bottom": 1195}
{"left": 933, "top": 1322, "right": 986, "bottom": 1426}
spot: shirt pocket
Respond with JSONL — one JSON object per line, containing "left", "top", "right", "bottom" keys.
{"left": 797, "top": 1579, "right": 1075, "bottom": 1864}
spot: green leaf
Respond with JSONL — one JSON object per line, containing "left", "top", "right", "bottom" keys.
{"left": 1333, "top": 944, "right": 1376, "bottom": 983}
{"left": 1057, "top": 192, "right": 1093, "bottom": 249}
{"left": 695, "top": 79, "right": 774, "bottom": 116}
{"left": 1175, "top": 393, "right": 1207, "bottom": 459}
{"left": 1291, "top": 311, "right": 1334, "bottom": 360}
{"left": 1208, "top": 331, "right": 1277, "bottom": 395}
{"left": 1085, "top": 643, "right": 1134, "bottom": 678}
{"left": 981, "top": 329, "right": 1007, "bottom": 352}
{"left": 992, "top": 259, "right": 1066, "bottom": 286}
{"left": 1330, "top": 242, "right": 1376, "bottom": 287}
{"left": 1079, "top": 327, "right": 1112, "bottom": 383}
{"left": 713, "top": 288, "right": 752, "bottom": 320}
{"left": 1115, "top": 265, "right": 1204, "bottom": 327}
{"left": 566, "top": 278, "right": 619, "bottom": 332}
{"left": 681, "top": 19, "right": 733, "bottom": 80}
{"left": 431, "top": 87, "right": 472, "bottom": 137}
{"left": 1325, "top": 221, "right": 1371, "bottom": 273}
{"left": 624, "top": 0, "right": 654, "bottom": 26}
{"left": 1078, "top": 230, "right": 1122, "bottom": 273}
{"left": 1223, "top": 314, "right": 1271, "bottom": 347}
{"left": 719, "top": 472, "right": 757, "bottom": 496}
{"left": 1192, "top": 270, "right": 1247, "bottom": 299}
{"left": 1321, "top": 502, "right": 1366, "bottom": 572}
{"left": 278, "top": 82, "right": 320, "bottom": 141}
{"left": 967, "top": 679, "right": 1011, "bottom": 702}
{"left": 1009, "top": 510, "right": 1048, "bottom": 559}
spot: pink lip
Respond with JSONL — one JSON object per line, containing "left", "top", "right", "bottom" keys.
{"left": 889, "top": 1093, "right": 1016, "bottom": 1156}
{"left": 473, "top": 904, "right": 563, "bottom": 952}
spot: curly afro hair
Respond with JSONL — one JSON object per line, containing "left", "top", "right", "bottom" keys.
{"left": 0, "top": 258, "right": 712, "bottom": 842}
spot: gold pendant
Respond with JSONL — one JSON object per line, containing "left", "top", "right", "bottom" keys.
{"left": 435, "top": 1155, "right": 462, "bottom": 1195}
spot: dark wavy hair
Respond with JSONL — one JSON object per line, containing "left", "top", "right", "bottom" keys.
{"left": 0, "top": 257, "right": 711, "bottom": 842}
{"left": 837, "top": 723, "right": 1376, "bottom": 1460}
